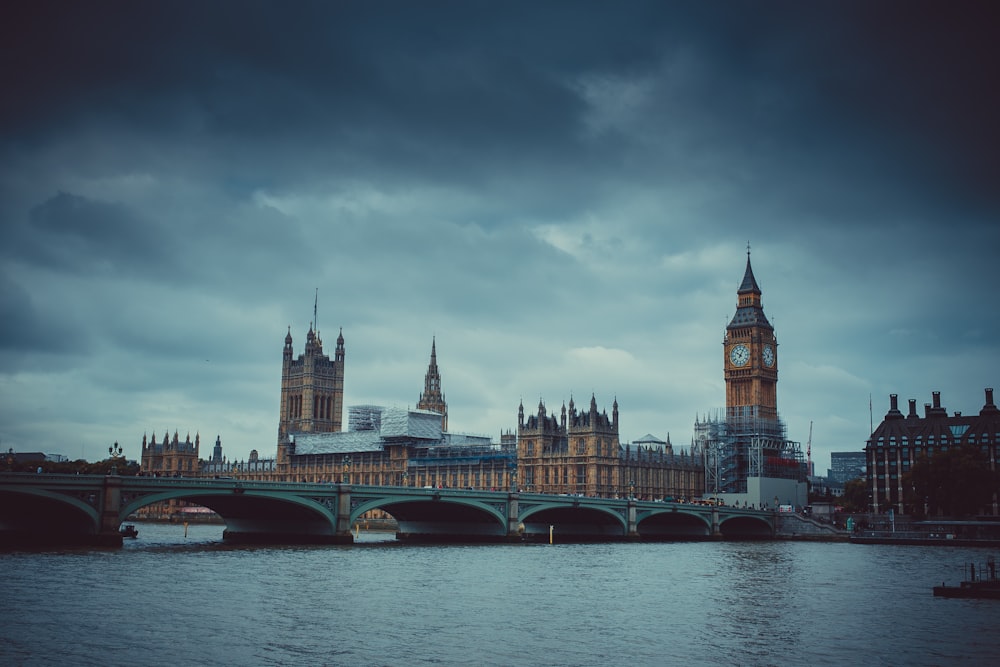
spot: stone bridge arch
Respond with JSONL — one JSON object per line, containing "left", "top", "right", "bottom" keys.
{"left": 717, "top": 513, "right": 774, "bottom": 539}
{"left": 635, "top": 506, "right": 714, "bottom": 539}
{"left": 121, "top": 487, "right": 341, "bottom": 544}
{"left": 0, "top": 484, "right": 102, "bottom": 543}
{"left": 518, "top": 499, "right": 629, "bottom": 540}
{"left": 352, "top": 490, "right": 510, "bottom": 541}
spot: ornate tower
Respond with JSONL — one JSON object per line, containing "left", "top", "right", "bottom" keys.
{"left": 278, "top": 325, "right": 345, "bottom": 441}
{"left": 416, "top": 338, "right": 448, "bottom": 432}
{"left": 724, "top": 248, "right": 778, "bottom": 422}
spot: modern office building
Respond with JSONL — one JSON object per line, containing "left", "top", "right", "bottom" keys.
{"left": 828, "top": 451, "right": 866, "bottom": 485}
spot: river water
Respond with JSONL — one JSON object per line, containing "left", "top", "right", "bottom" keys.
{"left": 2, "top": 523, "right": 999, "bottom": 666}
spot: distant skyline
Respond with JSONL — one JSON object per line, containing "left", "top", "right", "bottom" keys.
{"left": 1, "top": 2, "right": 997, "bottom": 473}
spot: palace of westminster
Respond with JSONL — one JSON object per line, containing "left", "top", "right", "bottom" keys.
{"left": 142, "top": 254, "right": 811, "bottom": 507}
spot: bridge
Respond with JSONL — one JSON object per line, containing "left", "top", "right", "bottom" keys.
{"left": 0, "top": 473, "right": 775, "bottom": 547}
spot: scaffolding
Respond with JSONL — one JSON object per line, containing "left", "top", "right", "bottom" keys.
{"left": 348, "top": 405, "right": 383, "bottom": 432}
{"left": 698, "top": 407, "right": 806, "bottom": 495}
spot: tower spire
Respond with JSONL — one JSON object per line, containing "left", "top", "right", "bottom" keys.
{"left": 417, "top": 337, "right": 448, "bottom": 432}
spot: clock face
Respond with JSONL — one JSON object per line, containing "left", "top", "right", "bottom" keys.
{"left": 729, "top": 343, "right": 750, "bottom": 367}
{"left": 763, "top": 345, "right": 775, "bottom": 368}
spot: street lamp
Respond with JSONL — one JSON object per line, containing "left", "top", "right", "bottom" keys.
{"left": 341, "top": 455, "right": 352, "bottom": 484}
{"left": 629, "top": 479, "right": 635, "bottom": 500}
{"left": 401, "top": 471, "right": 408, "bottom": 487}
{"left": 509, "top": 462, "right": 518, "bottom": 493}
{"left": 108, "top": 441, "right": 124, "bottom": 475}
{"left": 5, "top": 447, "right": 16, "bottom": 472}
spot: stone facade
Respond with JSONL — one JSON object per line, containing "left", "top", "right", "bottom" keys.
{"left": 516, "top": 394, "right": 703, "bottom": 499}
{"left": 416, "top": 338, "right": 448, "bottom": 432}
{"left": 140, "top": 431, "right": 200, "bottom": 476}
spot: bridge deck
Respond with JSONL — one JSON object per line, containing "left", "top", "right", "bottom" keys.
{"left": 0, "top": 473, "right": 775, "bottom": 547}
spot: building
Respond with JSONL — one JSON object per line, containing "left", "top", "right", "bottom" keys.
{"left": 828, "top": 451, "right": 866, "bottom": 485}
{"left": 865, "top": 388, "right": 1000, "bottom": 515}
{"left": 140, "top": 431, "right": 201, "bottom": 476}
{"left": 209, "top": 335, "right": 516, "bottom": 489}
{"left": 697, "top": 251, "right": 807, "bottom": 509}
{"left": 516, "top": 395, "right": 703, "bottom": 499}
{"left": 278, "top": 325, "right": 345, "bottom": 440}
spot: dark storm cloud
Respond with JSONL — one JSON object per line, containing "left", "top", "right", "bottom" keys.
{"left": 12, "top": 192, "right": 171, "bottom": 275}
{"left": 0, "top": 1, "right": 997, "bottom": 464}
{"left": 4, "top": 1, "right": 996, "bottom": 220}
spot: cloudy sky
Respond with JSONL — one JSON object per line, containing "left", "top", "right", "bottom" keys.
{"left": 2, "top": 2, "right": 997, "bottom": 474}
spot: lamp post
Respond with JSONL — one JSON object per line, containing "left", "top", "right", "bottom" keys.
{"left": 510, "top": 462, "right": 518, "bottom": 493}
{"left": 108, "top": 441, "right": 124, "bottom": 475}
{"left": 401, "top": 471, "right": 408, "bottom": 487}
{"left": 341, "top": 455, "right": 352, "bottom": 484}
{"left": 629, "top": 479, "right": 635, "bottom": 500}
{"left": 5, "top": 447, "right": 15, "bottom": 472}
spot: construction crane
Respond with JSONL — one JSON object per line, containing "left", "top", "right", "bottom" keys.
{"left": 807, "top": 421, "right": 813, "bottom": 476}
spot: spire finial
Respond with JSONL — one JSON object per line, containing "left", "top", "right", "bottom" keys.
{"left": 747, "top": 240, "right": 751, "bottom": 258}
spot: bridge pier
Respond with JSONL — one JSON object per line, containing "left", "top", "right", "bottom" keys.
{"left": 505, "top": 492, "right": 521, "bottom": 542}
{"left": 96, "top": 475, "right": 124, "bottom": 547}
{"left": 335, "top": 484, "right": 354, "bottom": 542}
{"left": 626, "top": 499, "right": 640, "bottom": 540}
{"left": 711, "top": 507, "right": 722, "bottom": 539}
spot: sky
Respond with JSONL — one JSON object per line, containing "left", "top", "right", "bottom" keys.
{"left": 1, "top": 1, "right": 997, "bottom": 474}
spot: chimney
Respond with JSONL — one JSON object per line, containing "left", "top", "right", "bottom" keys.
{"left": 924, "top": 403, "right": 931, "bottom": 418}
{"left": 908, "top": 399, "right": 917, "bottom": 418}
{"left": 982, "top": 388, "right": 999, "bottom": 415}
{"left": 886, "top": 394, "right": 904, "bottom": 419}
{"left": 927, "top": 391, "right": 947, "bottom": 417}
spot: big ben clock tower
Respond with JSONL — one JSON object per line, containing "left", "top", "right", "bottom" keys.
{"left": 724, "top": 248, "right": 778, "bottom": 423}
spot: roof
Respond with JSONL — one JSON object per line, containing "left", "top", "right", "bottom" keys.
{"left": 728, "top": 305, "right": 772, "bottom": 330}
{"left": 290, "top": 407, "right": 444, "bottom": 455}
{"left": 292, "top": 430, "right": 385, "bottom": 455}
{"left": 738, "top": 255, "right": 761, "bottom": 294}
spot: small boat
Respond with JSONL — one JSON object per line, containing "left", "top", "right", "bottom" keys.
{"left": 120, "top": 524, "right": 138, "bottom": 539}
{"left": 933, "top": 558, "right": 1000, "bottom": 599}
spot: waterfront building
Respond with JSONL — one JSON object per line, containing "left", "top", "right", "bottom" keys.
{"left": 865, "top": 388, "right": 1000, "bottom": 515}
{"left": 516, "top": 395, "right": 704, "bottom": 499}
{"left": 696, "top": 251, "right": 808, "bottom": 509}
{"left": 204, "top": 338, "right": 517, "bottom": 488}
{"left": 140, "top": 431, "right": 201, "bottom": 476}
{"left": 278, "top": 325, "right": 345, "bottom": 440}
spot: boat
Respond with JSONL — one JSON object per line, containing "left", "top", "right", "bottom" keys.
{"left": 120, "top": 524, "right": 138, "bottom": 539}
{"left": 933, "top": 558, "right": 1000, "bottom": 599}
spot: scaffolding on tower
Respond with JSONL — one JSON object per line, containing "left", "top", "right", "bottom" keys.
{"left": 698, "top": 406, "right": 806, "bottom": 495}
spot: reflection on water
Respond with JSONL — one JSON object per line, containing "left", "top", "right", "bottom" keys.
{"left": 3, "top": 522, "right": 1000, "bottom": 666}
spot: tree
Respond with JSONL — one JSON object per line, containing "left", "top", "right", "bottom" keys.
{"left": 841, "top": 478, "right": 868, "bottom": 512}
{"left": 904, "top": 445, "right": 996, "bottom": 517}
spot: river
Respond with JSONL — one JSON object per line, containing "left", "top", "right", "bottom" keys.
{"left": 2, "top": 522, "right": 999, "bottom": 666}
